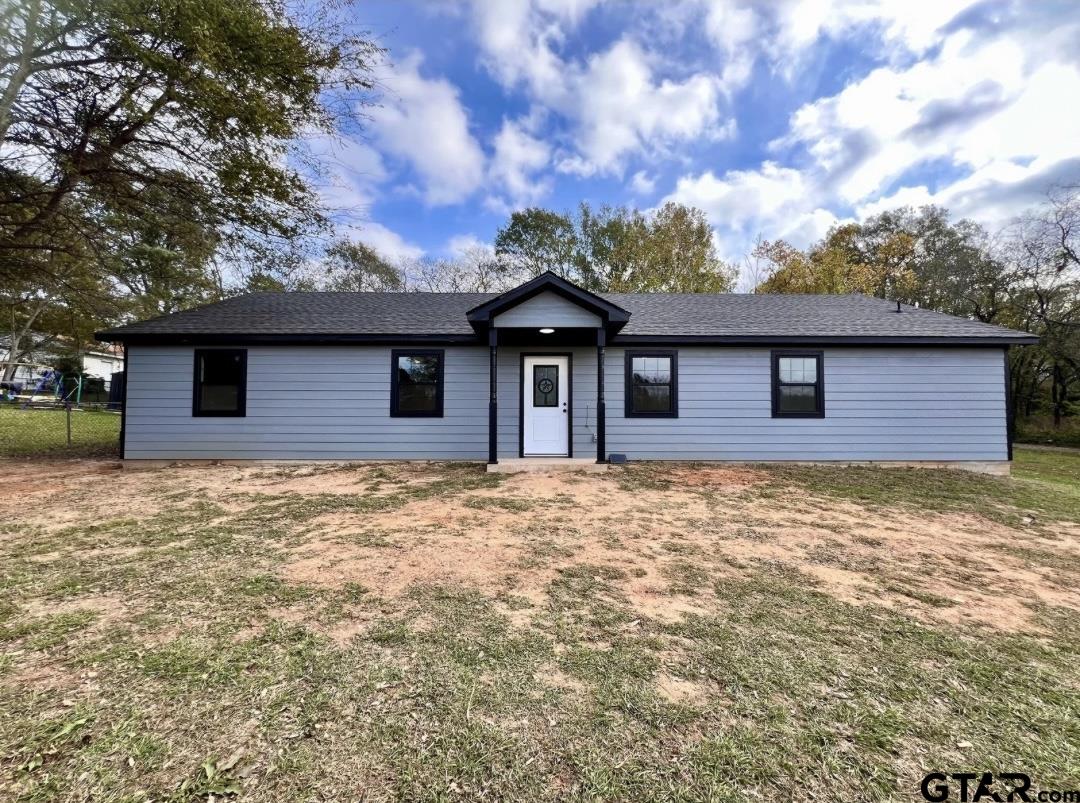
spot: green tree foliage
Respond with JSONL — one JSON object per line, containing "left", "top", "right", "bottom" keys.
{"left": 319, "top": 240, "right": 405, "bottom": 292}
{"left": 494, "top": 208, "right": 582, "bottom": 286}
{"left": 0, "top": 0, "right": 383, "bottom": 374}
{"left": 494, "top": 202, "right": 736, "bottom": 293}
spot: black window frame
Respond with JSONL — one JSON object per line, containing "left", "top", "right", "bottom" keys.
{"left": 771, "top": 349, "right": 825, "bottom": 418}
{"left": 390, "top": 348, "right": 445, "bottom": 418}
{"left": 624, "top": 349, "right": 678, "bottom": 418}
{"left": 192, "top": 348, "right": 247, "bottom": 417}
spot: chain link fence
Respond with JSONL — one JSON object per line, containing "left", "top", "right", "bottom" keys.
{"left": 0, "top": 402, "right": 122, "bottom": 458}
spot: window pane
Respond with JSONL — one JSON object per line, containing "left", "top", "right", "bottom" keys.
{"left": 200, "top": 384, "right": 239, "bottom": 412}
{"left": 632, "top": 356, "right": 671, "bottom": 385}
{"left": 533, "top": 365, "right": 558, "bottom": 407}
{"left": 779, "top": 357, "right": 817, "bottom": 384}
{"left": 397, "top": 355, "right": 439, "bottom": 385}
{"left": 633, "top": 384, "right": 671, "bottom": 413}
{"left": 395, "top": 353, "right": 440, "bottom": 414}
{"left": 397, "top": 382, "right": 437, "bottom": 412}
{"left": 198, "top": 352, "right": 243, "bottom": 413}
{"left": 778, "top": 385, "right": 818, "bottom": 413}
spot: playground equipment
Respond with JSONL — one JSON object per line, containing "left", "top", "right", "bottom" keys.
{"left": 19, "top": 369, "right": 84, "bottom": 407}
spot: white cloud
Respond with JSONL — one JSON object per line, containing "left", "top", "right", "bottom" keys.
{"left": 304, "top": 135, "right": 388, "bottom": 221}
{"left": 663, "top": 162, "right": 840, "bottom": 270}
{"left": 487, "top": 117, "right": 552, "bottom": 209}
{"left": 773, "top": 19, "right": 1080, "bottom": 224}
{"left": 359, "top": 222, "right": 424, "bottom": 261}
{"left": 445, "top": 233, "right": 494, "bottom": 257}
{"left": 369, "top": 53, "right": 485, "bottom": 205}
{"left": 690, "top": 0, "right": 977, "bottom": 85}
{"left": 469, "top": 3, "right": 728, "bottom": 176}
{"left": 630, "top": 170, "right": 656, "bottom": 194}
{"left": 556, "top": 39, "right": 724, "bottom": 176}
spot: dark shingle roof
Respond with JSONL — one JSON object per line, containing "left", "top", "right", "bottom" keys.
{"left": 96, "top": 291, "right": 1036, "bottom": 344}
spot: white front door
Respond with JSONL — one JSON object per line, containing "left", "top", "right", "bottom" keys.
{"left": 523, "top": 355, "right": 569, "bottom": 456}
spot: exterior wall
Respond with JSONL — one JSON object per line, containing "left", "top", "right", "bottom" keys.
{"left": 125, "top": 344, "right": 1008, "bottom": 463}
{"left": 496, "top": 346, "right": 597, "bottom": 459}
{"left": 605, "top": 347, "right": 1007, "bottom": 461}
{"left": 492, "top": 292, "right": 600, "bottom": 328}
{"left": 124, "top": 345, "right": 488, "bottom": 459}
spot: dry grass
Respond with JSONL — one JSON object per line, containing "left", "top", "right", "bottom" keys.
{"left": 0, "top": 451, "right": 1077, "bottom": 801}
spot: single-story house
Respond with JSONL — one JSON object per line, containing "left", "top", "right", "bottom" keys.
{"left": 95, "top": 271, "right": 1036, "bottom": 471}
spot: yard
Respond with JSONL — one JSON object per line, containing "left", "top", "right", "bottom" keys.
{"left": 1, "top": 450, "right": 1078, "bottom": 801}
{"left": 0, "top": 405, "right": 120, "bottom": 458}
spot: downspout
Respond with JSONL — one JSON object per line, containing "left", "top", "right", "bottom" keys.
{"left": 1003, "top": 346, "right": 1014, "bottom": 462}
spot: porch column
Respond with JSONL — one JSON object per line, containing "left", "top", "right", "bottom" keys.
{"left": 488, "top": 328, "right": 498, "bottom": 464}
{"left": 596, "top": 327, "right": 606, "bottom": 463}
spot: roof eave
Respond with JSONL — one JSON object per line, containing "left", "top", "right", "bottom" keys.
{"left": 95, "top": 331, "right": 1039, "bottom": 347}
{"left": 612, "top": 334, "right": 1040, "bottom": 346}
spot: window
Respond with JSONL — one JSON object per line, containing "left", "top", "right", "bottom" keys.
{"left": 625, "top": 350, "right": 677, "bottom": 417}
{"left": 391, "top": 349, "right": 444, "bottom": 417}
{"left": 772, "top": 350, "right": 824, "bottom": 418}
{"left": 193, "top": 349, "right": 246, "bottom": 417}
{"left": 533, "top": 364, "right": 558, "bottom": 407}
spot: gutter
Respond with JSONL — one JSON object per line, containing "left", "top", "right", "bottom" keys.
{"left": 94, "top": 331, "right": 1039, "bottom": 348}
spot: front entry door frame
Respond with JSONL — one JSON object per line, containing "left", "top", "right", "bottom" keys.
{"left": 519, "top": 352, "right": 573, "bottom": 457}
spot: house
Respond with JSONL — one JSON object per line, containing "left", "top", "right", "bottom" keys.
{"left": 95, "top": 272, "right": 1036, "bottom": 472}
{"left": 2, "top": 335, "right": 124, "bottom": 395}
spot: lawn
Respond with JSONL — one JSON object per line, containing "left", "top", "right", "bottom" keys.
{"left": 1017, "top": 415, "right": 1080, "bottom": 448}
{"left": 0, "top": 451, "right": 1077, "bottom": 801}
{"left": 0, "top": 405, "right": 120, "bottom": 458}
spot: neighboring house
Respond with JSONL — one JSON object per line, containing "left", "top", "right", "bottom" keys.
{"left": 95, "top": 272, "right": 1036, "bottom": 471}
{"left": 1, "top": 335, "right": 123, "bottom": 390}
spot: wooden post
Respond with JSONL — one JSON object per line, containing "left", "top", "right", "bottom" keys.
{"left": 596, "top": 328, "right": 606, "bottom": 463}
{"left": 488, "top": 328, "right": 498, "bottom": 465}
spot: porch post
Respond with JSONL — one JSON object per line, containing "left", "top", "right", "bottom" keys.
{"left": 488, "top": 328, "right": 498, "bottom": 464}
{"left": 596, "top": 327, "right": 606, "bottom": 463}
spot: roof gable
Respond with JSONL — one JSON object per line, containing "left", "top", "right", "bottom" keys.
{"left": 466, "top": 272, "right": 630, "bottom": 334}
{"left": 492, "top": 291, "right": 602, "bottom": 328}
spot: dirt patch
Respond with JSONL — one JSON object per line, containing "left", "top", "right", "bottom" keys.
{"left": 663, "top": 465, "right": 770, "bottom": 489}
{"left": 655, "top": 672, "right": 709, "bottom": 704}
{"left": 271, "top": 464, "right": 1080, "bottom": 633}
{"left": 4, "top": 460, "right": 1078, "bottom": 637}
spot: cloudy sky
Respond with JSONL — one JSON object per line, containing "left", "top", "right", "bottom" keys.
{"left": 318, "top": 0, "right": 1080, "bottom": 281}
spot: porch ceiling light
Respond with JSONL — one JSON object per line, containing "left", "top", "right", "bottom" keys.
{"left": 539, "top": 328, "right": 555, "bottom": 334}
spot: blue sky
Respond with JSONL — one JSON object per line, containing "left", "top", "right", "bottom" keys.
{"left": 314, "top": 0, "right": 1080, "bottom": 285}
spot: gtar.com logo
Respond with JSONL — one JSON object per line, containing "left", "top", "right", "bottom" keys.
{"left": 920, "top": 772, "right": 1079, "bottom": 802}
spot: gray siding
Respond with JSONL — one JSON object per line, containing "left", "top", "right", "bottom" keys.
{"left": 605, "top": 347, "right": 1007, "bottom": 461}
{"left": 492, "top": 292, "right": 600, "bottom": 328}
{"left": 125, "top": 346, "right": 488, "bottom": 459}
{"left": 125, "top": 344, "right": 1007, "bottom": 462}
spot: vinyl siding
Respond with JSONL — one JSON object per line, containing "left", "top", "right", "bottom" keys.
{"left": 124, "top": 346, "right": 488, "bottom": 459}
{"left": 492, "top": 292, "right": 600, "bottom": 328}
{"left": 125, "top": 344, "right": 1007, "bottom": 463}
{"left": 605, "top": 347, "right": 1007, "bottom": 461}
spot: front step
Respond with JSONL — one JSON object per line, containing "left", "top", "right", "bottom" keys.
{"left": 486, "top": 457, "right": 608, "bottom": 474}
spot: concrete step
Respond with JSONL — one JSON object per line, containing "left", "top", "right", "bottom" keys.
{"left": 486, "top": 458, "right": 608, "bottom": 474}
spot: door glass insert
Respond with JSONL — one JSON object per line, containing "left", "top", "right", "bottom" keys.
{"left": 533, "top": 364, "right": 559, "bottom": 407}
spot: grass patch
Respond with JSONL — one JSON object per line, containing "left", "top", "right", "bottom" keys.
{"left": 759, "top": 448, "right": 1080, "bottom": 527}
{"left": 1016, "top": 416, "right": 1080, "bottom": 448}
{"left": 0, "top": 404, "right": 120, "bottom": 457}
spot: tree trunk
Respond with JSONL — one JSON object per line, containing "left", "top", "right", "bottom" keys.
{"left": 0, "top": 0, "right": 42, "bottom": 143}
{"left": 1, "top": 299, "right": 46, "bottom": 382}
{"left": 1051, "top": 363, "right": 1065, "bottom": 428}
